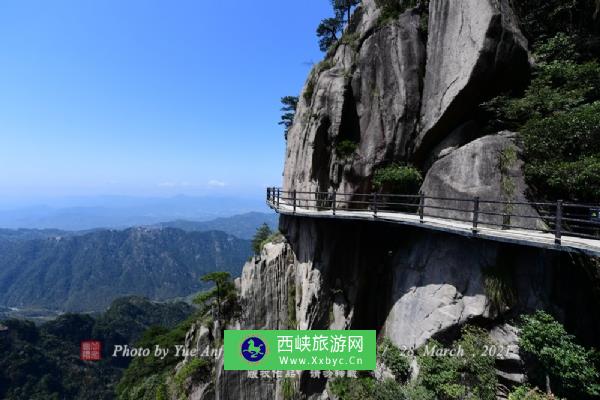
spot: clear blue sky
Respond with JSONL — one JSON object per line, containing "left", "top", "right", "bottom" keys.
{"left": 0, "top": 0, "right": 331, "bottom": 201}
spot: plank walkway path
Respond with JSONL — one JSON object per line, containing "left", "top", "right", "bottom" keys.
{"left": 266, "top": 188, "right": 600, "bottom": 257}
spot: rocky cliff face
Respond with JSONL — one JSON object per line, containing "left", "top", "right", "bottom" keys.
{"left": 185, "top": 1, "right": 600, "bottom": 399}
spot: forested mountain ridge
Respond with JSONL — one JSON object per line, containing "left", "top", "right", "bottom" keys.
{"left": 0, "top": 296, "right": 194, "bottom": 400}
{"left": 0, "top": 227, "right": 251, "bottom": 312}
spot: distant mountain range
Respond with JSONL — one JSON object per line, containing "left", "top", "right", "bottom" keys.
{"left": 0, "top": 227, "right": 251, "bottom": 312}
{"left": 0, "top": 195, "right": 270, "bottom": 230}
{"left": 152, "top": 211, "right": 278, "bottom": 239}
{"left": 0, "top": 212, "right": 279, "bottom": 241}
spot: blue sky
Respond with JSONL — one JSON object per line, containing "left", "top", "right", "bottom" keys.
{"left": 0, "top": 0, "right": 331, "bottom": 201}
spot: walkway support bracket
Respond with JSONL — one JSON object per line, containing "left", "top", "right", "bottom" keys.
{"left": 293, "top": 190, "right": 297, "bottom": 214}
{"left": 372, "top": 193, "right": 378, "bottom": 218}
{"left": 472, "top": 197, "right": 480, "bottom": 233}
{"left": 419, "top": 193, "right": 425, "bottom": 223}
{"left": 555, "top": 200, "right": 563, "bottom": 245}
{"left": 332, "top": 191, "right": 336, "bottom": 216}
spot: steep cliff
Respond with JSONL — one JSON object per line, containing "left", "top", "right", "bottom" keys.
{"left": 181, "top": 1, "right": 600, "bottom": 399}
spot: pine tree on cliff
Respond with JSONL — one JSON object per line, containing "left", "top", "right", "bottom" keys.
{"left": 331, "top": 0, "right": 360, "bottom": 23}
{"left": 251, "top": 223, "right": 272, "bottom": 255}
{"left": 316, "top": 17, "right": 344, "bottom": 52}
{"left": 279, "top": 96, "right": 298, "bottom": 140}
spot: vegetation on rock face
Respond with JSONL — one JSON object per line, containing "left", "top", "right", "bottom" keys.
{"left": 372, "top": 163, "right": 423, "bottom": 194}
{"left": 173, "top": 358, "right": 211, "bottom": 397}
{"left": 279, "top": 96, "right": 298, "bottom": 140}
{"left": 317, "top": 17, "right": 345, "bottom": 52}
{"left": 519, "top": 310, "right": 600, "bottom": 398}
{"left": 335, "top": 139, "right": 359, "bottom": 158}
{"left": 418, "top": 326, "right": 498, "bottom": 400}
{"left": 194, "top": 271, "right": 239, "bottom": 329}
{"left": 304, "top": 77, "right": 316, "bottom": 105}
{"left": 375, "top": 0, "right": 428, "bottom": 25}
{"left": 483, "top": 30, "right": 600, "bottom": 202}
{"left": 119, "top": 271, "right": 238, "bottom": 399}
{"left": 316, "top": 0, "right": 360, "bottom": 52}
{"left": 251, "top": 223, "right": 273, "bottom": 255}
{"left": 508, "top": 385, "right": 557, "bottom": 400}
{"left": 116, "top": 322, "right": 196, "bottom": 399}
{"left": 332, "top": 329, "right": 498, "bottom": 400}
{"left": 378, "top": 338, "right": 411, "bottom": 383}
{"left": 511, "top": 0, "right": 599, "bottom": 41}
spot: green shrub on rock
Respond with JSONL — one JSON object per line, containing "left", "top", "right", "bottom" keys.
{"left": 335, "top": 139, "right": 359, "bottom": 158}
{"left": 372, "top": 164, "right": 423, "bottom": 194}
{"left": 418, "top": 326, "right": 497, "bottom": 400}
{"left": 378, "top": 338, "right": 411, "bottom": 383}
{"left": 519, "top": 311, "right": 600, "bottom": 398}
{"left": 521, "top": 102, "right": 600, "bottom": 201}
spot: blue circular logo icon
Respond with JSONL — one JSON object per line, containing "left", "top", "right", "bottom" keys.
{"left": 241, "top": 336, "right": 266, "bottom": 362}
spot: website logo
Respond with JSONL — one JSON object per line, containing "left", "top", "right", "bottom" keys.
{"left": 241, "top": 336, "right": 267, "bottom": 362}
{"left": 224, "top": 330, "right": 376, "bottom": 371}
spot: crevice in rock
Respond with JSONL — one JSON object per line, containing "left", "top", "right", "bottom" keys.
{"left": 310, "top": 116, "right": 332, "bottom": 191}
{"left": 337, "top": 84, "right": 362, "bottom": 144}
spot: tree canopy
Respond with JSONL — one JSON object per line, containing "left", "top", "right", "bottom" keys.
{"left": 316, "top": 17, "right": 344, "bottom": 52}
{"left": 251, "top": 223, "right": 273, "bottom": 255}
{"left": 279, "top": 96, "right": 298, "bottom": 140}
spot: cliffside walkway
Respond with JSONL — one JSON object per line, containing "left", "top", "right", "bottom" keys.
{"left": 266, "top": 188, "right": 600, "bottom": 257}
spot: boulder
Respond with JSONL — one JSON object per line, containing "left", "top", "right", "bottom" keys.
{"left": 415, "top": 0, "right": 529, "bottom": 156}
{"left": 383, "top": 232, "right": 495, "bottom": 349}
{"left": 420, "top": 132, "right": 545, "bottom": 230}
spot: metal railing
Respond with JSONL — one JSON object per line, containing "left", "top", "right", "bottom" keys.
{"left": 266, "top": 188, "right": 600, "bottom": 245}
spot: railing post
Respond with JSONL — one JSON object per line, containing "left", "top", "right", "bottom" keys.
{"left": 277, "top": 189, "right": 280, "bottom": 208}
{"left": 293, "top": 190, "right": 297, "bottom": 213}
{"left": 332, "top": 191, "right": 336, "bottom": 215}
{"left": 267, "top": 187, "right": 271, "bottom": 203}
{"left": 472, "top": 196, "right": 480, "bottom": 233}
{"left": 419, "top": 193, "right": 425, "bottom": 223}
{"left": 372, "top": 192, "right": 378, "bottom": 218}
{"left": 555, "top": 200, "right": 563, "bottom": 245}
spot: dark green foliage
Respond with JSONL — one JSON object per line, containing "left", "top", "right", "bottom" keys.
{"left": 372, "top": 163, "right": 423, "bottom": 194}
{"left": 0, "top": 297, "right": 192, "bottom": 400}
{"left": 482, "top": 32, "right": 600, "bottom": 202}
{"left": 335, "top": 139, "right": 358, "bottom": 158}
{"left": 93, "top": 296, "right": 194, "bottom": 368}
{"left": 375, "top": 0, "right": 425, "bottom": 24}
{"left": 330, "top": 376, "right": 376, "bottom": 400}
{"left": 173, "top": 358, "right": 211, "bottom": 397}
{"left": 331, "top": 0, "right": 361, "bottom": 22}
{"left": 0, "top": 228, "right": 251, "bottom": 312}
{"left": 116, "top": 318, "right": 198, "bottom": 399}
{"left": 521, "top": 102, "right": 600, "bottom": 201}
{"left": 330, "top": 377, "right": 435, "bottom": 400}
{"left": 508, "top": 385, "right": 556, "bottom": 400}
{"left": 483, "top": 264, "right": 517, "bottom": 313}
{"left": 304, "top": 77, "right": 316, "bottom": 105}
{"left": 279, "top": 96, "right": 299, "bottom": 140}
{"left": 511, "top": 0, "right": 599, "bottom": 42}
{"left": 194, "top": 271, "right": 239, "bottom": 326}
{"left": 251, "top": 223, "right": 273, "bottom": 255}
{"left": 378, "top": 339, "right": 411, "bottom": 383}
{"left": 418, "top": 326, "right": 498, "bottom": 400}
{"left": 317, "top": 17, "right": 344, "bottom": 52}
{"left": 519, "top": 310, "right": 600, "bottom": 398}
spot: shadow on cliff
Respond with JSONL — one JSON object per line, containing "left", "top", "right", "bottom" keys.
{"left": 280, "top": 214, "right": 600, "bottom": 347}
